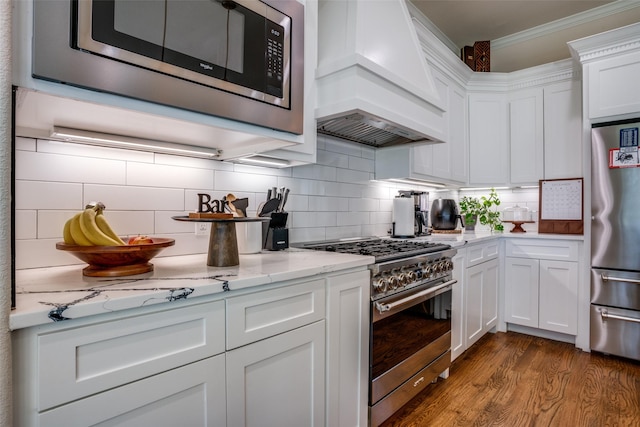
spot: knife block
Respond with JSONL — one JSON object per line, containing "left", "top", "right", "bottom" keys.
{"left": 262, "top": 212, "right": 289, "bottom": 251}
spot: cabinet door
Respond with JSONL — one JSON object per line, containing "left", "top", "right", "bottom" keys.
{"left": 465, "top": 262, "right": 484, "bottom": 347}
{"left": 451, "top": 249, "right": 466, "bottom": 361}
{"left": 432, "top": 70, "right": 451, "bottom": 179}
{"left": 325, "top": 271, "right": 369, "bottom": 427}
{"left": 226, "top": 321, "right": 325, "bottom": 427}
{"left": 510, "top": 88, "right": 543, "bottom": 184}
{"left": 543, "top": 80, "right": 582, "bottom": 179}
{"left": 587, "top": 50, "right": 640, "bottom": 119}
{"left": 539, "top": 260, "right": 578, "bottom": 335}
{"left": 482, "top": 258, "right": 499, "bottom": 332}
{"left": 450, "top": 84, "right": 469, "bottom": 183}
{"left": 468, "top": 93, "right": 509, "bottom": 185}
{"left": 504, "top": 257, "right": 539, "bottom": 328}
{"left": 39, "top": 355, "right": 226, "bottom": 427}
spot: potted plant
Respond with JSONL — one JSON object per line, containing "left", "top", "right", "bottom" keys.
{"left": 459, "top": 196, "right": 482, "bottom": 231}
{"left": 459, "top": 188, "right": 504, "bottom": 232}
{"left": 480, "top": 188, "right": 504, "bottom": 232}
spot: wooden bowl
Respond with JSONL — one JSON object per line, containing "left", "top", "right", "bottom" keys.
{"left": 56, "top": 238, "right": 175, "bottom": 277}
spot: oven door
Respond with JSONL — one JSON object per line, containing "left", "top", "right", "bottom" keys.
{"left": 370, "top": 278, "right": 455, "bottom": 417}
{"left": 76, "top": 0, "right": 290, "bottom": 106}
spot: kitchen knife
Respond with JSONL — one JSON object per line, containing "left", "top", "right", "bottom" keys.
{"left": 280, "top": 188, "right": 290, "bottom": 212}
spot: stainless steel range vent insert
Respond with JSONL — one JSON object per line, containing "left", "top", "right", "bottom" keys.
{"left": 317, "top": 113, "right": 431, "bottom": 148}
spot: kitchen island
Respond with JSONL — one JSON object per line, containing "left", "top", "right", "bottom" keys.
{"left": 12, "top": 249, "right": 373, "bottom": 427}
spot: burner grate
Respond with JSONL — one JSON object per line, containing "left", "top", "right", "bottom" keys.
{"left": 304, "top": 238, "right": 451, "bottom": 263}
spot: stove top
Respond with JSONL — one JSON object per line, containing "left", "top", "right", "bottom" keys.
{"left": 298, "top": 237, "right": 451, "bottom": 263}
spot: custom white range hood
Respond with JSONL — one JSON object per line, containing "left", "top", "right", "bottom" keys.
{"left": 315, "top": 0, "right": 446, "bottom": 148}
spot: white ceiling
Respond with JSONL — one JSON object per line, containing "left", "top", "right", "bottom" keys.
{"left": 409, "top": 0, "right": 640, "bottom": 72}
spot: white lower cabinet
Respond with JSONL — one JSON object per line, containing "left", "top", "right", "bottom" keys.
{"left": 450, "top": 248, "right": 466, "bottom": 361}
{"left": 453, "top": 240, "right": 500, "bottom": 356}
{"left": 226, "top": 321, "right": 326, "bottom": 427}
{"left": 504, "top": 239, "right": 580, "bottom": 335}
{"left": 39, "top": 354, "right": 227, "bottom": 427}
{"left": 13, "top": 268, "right": 370, "bottom": 427}
{"left": 465, "top": 257, "right": 499, "bottom": 347}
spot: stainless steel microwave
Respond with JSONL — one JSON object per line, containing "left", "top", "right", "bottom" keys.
{"left": 32, "top": 0, "right": 304, "bottom": 134}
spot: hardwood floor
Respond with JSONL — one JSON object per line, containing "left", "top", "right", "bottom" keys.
{"left": 380, "top": 331, "right": 640, "bottom": 427}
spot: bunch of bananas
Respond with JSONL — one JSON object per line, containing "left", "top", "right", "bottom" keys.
{"left": 63, "top": 202, "right": 125, "bottom": 246}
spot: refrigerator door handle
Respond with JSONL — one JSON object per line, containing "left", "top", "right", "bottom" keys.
{"left": 601, "top": 274, "right": 640, "bottom": 285}
{"left": 600, "top": 309, "right": 640, "bottom": 324}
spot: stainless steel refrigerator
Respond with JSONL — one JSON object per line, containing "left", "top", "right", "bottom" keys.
{"left": 591, "top": 119, "right": 640, "bottom": 361}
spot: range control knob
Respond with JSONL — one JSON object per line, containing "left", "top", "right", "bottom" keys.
{"left": 388, "top": 275, "right": 400, "bottom": 290}
{"left": 445, "top": 260, "right": 454, "bottom": 270}
{"left": 373, "top": 275, "right": 388, "bottom": 293}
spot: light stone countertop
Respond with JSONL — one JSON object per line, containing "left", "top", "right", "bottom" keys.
{"left": 10, "top": 248, "right": 374, "bottom": 331}
{"left": 11, "top": 231, "right": 583, "bottom": 331}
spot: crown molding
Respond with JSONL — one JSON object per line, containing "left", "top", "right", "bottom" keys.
{"left": 568, "top": 21, "right": 640, "bottom": 63}
{"left": 507, "top": 59, "right": 579, "bottom": 91}
{"left": 492, "top": 1, "right": 640, "bottom": 51}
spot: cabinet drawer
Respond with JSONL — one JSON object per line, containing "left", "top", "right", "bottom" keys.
{"left": 39, "top": 354, "right": 226, "bottom": 427}
{"left": 506, "top": 239, "right": 579, "bottom": 261}
{"left": 37, "top": 300, "right": 225, "bottom": 411}
{"left": 466, "top": 240, "right": 499, "bottom": 267}
{"left": 226, "top": 279, "right": 326, "bottom": 349}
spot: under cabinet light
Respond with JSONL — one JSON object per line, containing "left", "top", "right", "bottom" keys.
{"left": 387, "top": 178, "right": 446, "bottom": 188}
{"left": 233, "top": 155, "right": 290, "bottom": 168}
{"left": 50, "top": 126, "right": 220, "bottom": 159}
{"left": 459, "top": 186, "right": 510, "bottom": 191}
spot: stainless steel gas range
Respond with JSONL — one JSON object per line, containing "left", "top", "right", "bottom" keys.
{"left": 298, "top": 237, "right": 457, "bottom": 426}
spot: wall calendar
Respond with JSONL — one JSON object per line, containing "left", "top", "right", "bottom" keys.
{"left": 538, "top": 178, "right": 584, "bottom": 234}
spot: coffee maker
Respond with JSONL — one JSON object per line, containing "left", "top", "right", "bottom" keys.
{"left": 398, "top": 191, "right": 430, "bottom": 236}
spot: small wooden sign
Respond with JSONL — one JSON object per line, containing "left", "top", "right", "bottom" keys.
{"left": 538, "top": 178, "right": 584, "bottom": 234}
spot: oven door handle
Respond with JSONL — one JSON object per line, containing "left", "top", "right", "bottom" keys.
{"left": 601, "top": 274, "right": 640, "bottom": 285}
{"left": 600, "top": 309, "right": 640, "bottom": 324}
{"left": 375, "top": 279, "right": 457, "bottom": 314}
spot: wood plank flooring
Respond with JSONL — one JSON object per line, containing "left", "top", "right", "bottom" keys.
{"left": 380, "top": 331, "right": 640, "bottom": 427}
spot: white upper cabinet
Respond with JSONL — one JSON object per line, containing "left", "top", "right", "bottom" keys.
{"left": 508, "top": 75, "right": 582, "bottom": 184}
{"left": 509, "top": 88, "right": 544, "bottom": 184}
{"left": 569, "top": 22, "right": 640, "bottom": 122}
{"left": 543, "top": 80, "right": 583, "bottom": 180}
{"left": 468, "top": 92, "right": 509, "bottom": 185}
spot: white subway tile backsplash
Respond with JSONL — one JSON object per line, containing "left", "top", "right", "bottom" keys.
{"left": 309, "top": 196, "right": 349, "bottom": 212}
{"left": 291, "top": 211, "right": 337, "bottom": 228}
{"left": 348, "top": 156, "right": 374, "bottom": 173}
{"left": 214, "top": 170, "right": 279, "bottom": 192}
{"left": 289, "top": 227, "right": 326, "bottom": 243}
{"left": 349, "top": 197, "right": 379, "bottom": 212}
{"left": 292, "top": 164, "right": 337, "bottom": 181}
{"left": 16, "top": 150, "right": 126, "bottom": 185}
{"left": 36, "top": 210, "right": 79, "bottom": 239}
{"left": 83, "top": 184, "right": 185, "bottom": 211}
{"left": 15, "top": 137, "right": 36, "bottom": 151}
{"left": 15, "top": 210, "right": 37, "bottom": 239}
{"left": 19, "top": 135, "right": 543, "bottom": 269}
{"left": 325, "top": 225, "right": 362, "bottom": 240}
{"left": 316, "top": 150, "right": 349, "bottom": 169}
{"left": 15, "top": 181, "right": 83, "bottom": 210}
{"left": 126, "top": 161, "right": 214, "bottom": 189}
{"left": 338, "top": 211, "right": 368, "bottom": 226}
{"left": 370, "top": 211, "right": 392, "bottom": 225}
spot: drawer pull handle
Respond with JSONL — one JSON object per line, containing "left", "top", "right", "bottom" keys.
{"left": 413, "top": 377, "right": 424, "bottom": 387}
{"left": 600, "top": 309, "right": 640, "bottom": 324}
{"left": 601, "top": 274, "right": 640, "bottom": 285}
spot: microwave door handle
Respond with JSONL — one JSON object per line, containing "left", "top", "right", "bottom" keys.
{"left": 600, "top": 309, "right": 640, "bottom": 324}
{"left": 375, "top": 279, "right": 457, "bottom": 314}
{"left": 601, "top": 274, "right": 640, "bottom": 285}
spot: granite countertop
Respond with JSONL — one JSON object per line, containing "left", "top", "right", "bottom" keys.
{"left": 11, "top": 248, "right": 374, "bottom": 331}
